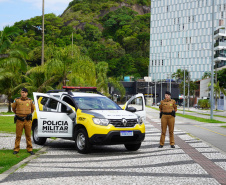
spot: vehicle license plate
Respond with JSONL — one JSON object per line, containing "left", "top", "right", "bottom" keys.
{"left": 120, "top": 131, "right": 133, "bottom": 136}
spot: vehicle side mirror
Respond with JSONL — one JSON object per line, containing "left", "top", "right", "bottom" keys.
{"left": 126, "top": 107, "right": 137, "bottom": 112}
{"left": 66, "top": 107, "right": 73, "bottom": 114}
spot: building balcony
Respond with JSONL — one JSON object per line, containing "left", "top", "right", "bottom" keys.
{"left": 214, "top": 26, "right": 226, "bottom": 40}
{"left": 214, "top": 41, "right": 226, "bottom": 48}
{"left": 214, "top": 28, "right": 226, "bottom": 35}
{"left": 214, "top": 60, "right": 226, "bottom": 70}
{"left": 214, "top": 53, "right": 226, "bottom": 58}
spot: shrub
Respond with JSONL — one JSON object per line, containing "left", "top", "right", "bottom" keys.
{"left": 198, "top": 99, "right": 210, "bottom": 109}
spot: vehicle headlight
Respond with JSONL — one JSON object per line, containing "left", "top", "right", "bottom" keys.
{"left": 137, "top": 116, "right": 143, "bottom": 125}
{"left": 93, "top": 118, "right": 109, "bottom": 126}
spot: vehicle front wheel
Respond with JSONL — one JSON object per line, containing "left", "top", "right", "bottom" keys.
{"left": 32, "top": 122, "right": 47, "bottom": 145}
{"left": 75, "top": 128, "right": 91, "bottom": 154}
{"left": 124, "top": 143, "right": 141, "bottom": 151}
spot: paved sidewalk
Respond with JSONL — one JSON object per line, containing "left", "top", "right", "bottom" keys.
{"left": 0, "top": 108, "right": 226, "bottom": 185}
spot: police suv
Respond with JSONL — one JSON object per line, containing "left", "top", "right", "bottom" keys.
{"left": 32, "top": 86, "right": 146, "bottom": 154}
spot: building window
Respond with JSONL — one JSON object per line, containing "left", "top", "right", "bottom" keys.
{"left": 183, "top": 24, "right": 185, "bottom": 30}
{"left": 188, "top": 16, "right": 190, "bottom": 23}
{"left": 174, "top": 18, "right": 176, "bottom": 24}
{"left": 162, "top": 60, "right": 163, "bottom": 66}
{"left": 167, "top": 5, "right": 169, "bottom": 12}
{"left": 221, "top": 12, "right": 224, "bottom": 19}
{"left": 160, "top": 40, "right": 162, "bottom": 46}
{"left": 178, "top": 52, "right": 180, "bottom": 58}
{"left": 155, "top": 60, "right": 156, "bottom": 65}
{"left": 192, "top": 16, "right": 195, "bottom": 22}
{"left": 152, "top": 60, "right": 153, "bottom": 66}
{"left": 224, "top": 4, "right": 226, "bottom": 10}
{"left": 178, "top": 18, "right": 180, "bottom": 24}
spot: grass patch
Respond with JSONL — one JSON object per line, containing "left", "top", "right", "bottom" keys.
{"left": 221, "top": 126, "right": 226, "bottom": 128}
{"left": 178, "top": 109, "right": 226, "bottom": 119}
{"left": 146, "top": 106, "right": 158, "bottom": 110}
{"left": 0, "top": 112, "right": 14, "bottom": 115}
{"left": 176, "top": 113, "right": 226, "bottom": 123}
{"left": 0, "top": 116, "right": 15, "bottom": 133}
{"left": 199, "top": 113, "right": 226, "bottom": 118}
{"left": 146, "top": 106, "right": 226, "bottom": 123}
{"left": 0, "top": 149, "right": 38, "bottom": 174}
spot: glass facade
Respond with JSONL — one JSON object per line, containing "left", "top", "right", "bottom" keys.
{"left": 150, "top": 0, "right": 226, "bottom": 81}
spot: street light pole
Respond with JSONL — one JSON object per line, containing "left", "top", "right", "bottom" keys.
{"left": 183, "top": 66, "right": 185, "bottom": 115}
{"left": 72, "top": 32, "right": 73, "bottom": 57}
{"left": 170, "top": 31, "right": 172, "bottom": 93}
{"left": 210, "top": 0, "right": 215, "bottom": 119}
{"left": 161, "top": 73, "right": 162, "bottom": 101}
{"left": 41, "top": 0, "right": 44, "bottom": 66}
{"left": 155, "top": 74, "right": 156, "bottom": 106}
{"left": 188, "top": 73, "right": 190, "bottom": 110}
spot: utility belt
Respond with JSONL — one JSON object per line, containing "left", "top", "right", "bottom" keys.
{"left": 14, "top": 114, "right": 32, "bottom": 123}
{"left": 160, "top": 111, "right": 176, "bottom": 118}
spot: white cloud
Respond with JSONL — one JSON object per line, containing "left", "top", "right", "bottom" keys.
{"left": 22, "top": 0, "right": 72, "bottom": 12}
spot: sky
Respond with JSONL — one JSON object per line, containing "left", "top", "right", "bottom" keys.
{"left": 0, "top": 0, "right": 72, "bottom": 31}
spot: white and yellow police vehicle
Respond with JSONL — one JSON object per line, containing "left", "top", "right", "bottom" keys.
{"left": 32, "top": 86, "right": 146, "bottom": 154}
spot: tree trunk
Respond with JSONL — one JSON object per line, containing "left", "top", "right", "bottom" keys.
{"left": 215, "top": 98, "right": 217, "bottom": 110}
{"left": 7, "top": 93, "right": 12, "bottom": 113}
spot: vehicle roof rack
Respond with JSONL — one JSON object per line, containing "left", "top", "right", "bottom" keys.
{"left": 47, "top": 89, "right": 66, "bottom": 93}
{"left": 47, "top": 86, "right": 103, "bottom": 95}
{"left": 62, "top": 86, "right": 103, "bottom": 95}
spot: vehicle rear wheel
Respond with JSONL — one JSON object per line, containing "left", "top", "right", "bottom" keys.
{"left": 75, "top": 128, "right": 91, "bottom": 154}
{"left": 32, "top": 122, "right": 47, "bottom": 145}
{"left": 124, "top": 142, "right": 141, "bottom": 151}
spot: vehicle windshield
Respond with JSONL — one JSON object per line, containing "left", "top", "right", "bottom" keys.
{"left": 73, "top": 96, "right": 122, "bottom": 110}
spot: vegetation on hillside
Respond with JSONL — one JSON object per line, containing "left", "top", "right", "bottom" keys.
{"left": 0, "top": 0, "right": 151, "bottom": 110}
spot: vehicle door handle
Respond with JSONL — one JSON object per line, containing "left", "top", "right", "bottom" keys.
{"left": 40, "top": 117, "right": 47, "bottom": 119}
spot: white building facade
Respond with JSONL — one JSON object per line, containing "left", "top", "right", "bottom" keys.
{"left": 150, "top": 0, "right": 226, "bottom": 81}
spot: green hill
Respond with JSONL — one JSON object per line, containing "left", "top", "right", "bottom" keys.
{"left": 13, "top": 0, "right": 150, "bottom": 79}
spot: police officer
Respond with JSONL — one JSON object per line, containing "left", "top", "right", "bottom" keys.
{"left": 158, "top": 91, "right": 177, "bottom": 148}
{"left": 12, "top": 88, "right": 35, "bottom": 155}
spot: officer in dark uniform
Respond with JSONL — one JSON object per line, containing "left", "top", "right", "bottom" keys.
{"left": 158, "top": 91, "right": 177, "bottom": 148}
{"left": 12, "top": 88, "right": 35, "bottom": 155}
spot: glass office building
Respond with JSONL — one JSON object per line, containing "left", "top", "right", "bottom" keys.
{"left": 149, "top": 0, "right": 226, "bottom": 81}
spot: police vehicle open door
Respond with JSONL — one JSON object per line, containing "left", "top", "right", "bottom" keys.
{"left": 33, "top": 92, "right": 76, "bottom": 138}
{"left": 124, "top": 93, "right": 146, "bottom": 123}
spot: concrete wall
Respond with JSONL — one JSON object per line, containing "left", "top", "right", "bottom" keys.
{"left": 200, "top": 78, "right": 210, "bottom": 99}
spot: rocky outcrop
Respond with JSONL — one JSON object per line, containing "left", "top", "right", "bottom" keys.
{"left": 63, "top": 2, "right": 150, "bottom": 30}
{"left": 98, "top": 3, "right": 150, "bottom": 18}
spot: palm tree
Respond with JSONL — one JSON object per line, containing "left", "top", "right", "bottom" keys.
{"left": 96, "top": 62, "right": 109, "bottom": 95}
{"left": 172, "top": 69, "right": 189, "bottom": 82}
{"left": 0, "top": 26, "right": 19, "bottom": 59}
{"left": 0, "top": 59, "right": 28, "bottom": 112}
{"left": 0, "top": 26, "right": 30, "bottom": 112}
{"left": 202, "top": 72, "right": 211, "bottom": 80}
{"left": 208, "top": 81, "right": 226, "bottom": 110}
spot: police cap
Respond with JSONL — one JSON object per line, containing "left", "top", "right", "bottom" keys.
{"left": 21, "top": 88, "right": 28, "bottom": 93}
{"left": 165, "top": 91, "right": 171, "bottom": 96}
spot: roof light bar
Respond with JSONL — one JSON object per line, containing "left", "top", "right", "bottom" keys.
{"left": 62, "top": 86, "right": 97, "bottom": 90}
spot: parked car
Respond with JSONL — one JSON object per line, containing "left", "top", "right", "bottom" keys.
{"left": 193, "top": 104, "right": 200, "bottom": 109}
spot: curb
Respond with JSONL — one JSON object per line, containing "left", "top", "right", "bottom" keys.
{"left": 0, "top": 146, "right": 47, "bottom": 182}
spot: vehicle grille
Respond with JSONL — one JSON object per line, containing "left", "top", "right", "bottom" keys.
{"left": 109, "top": 119, "right": 137, "bottom": 127}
